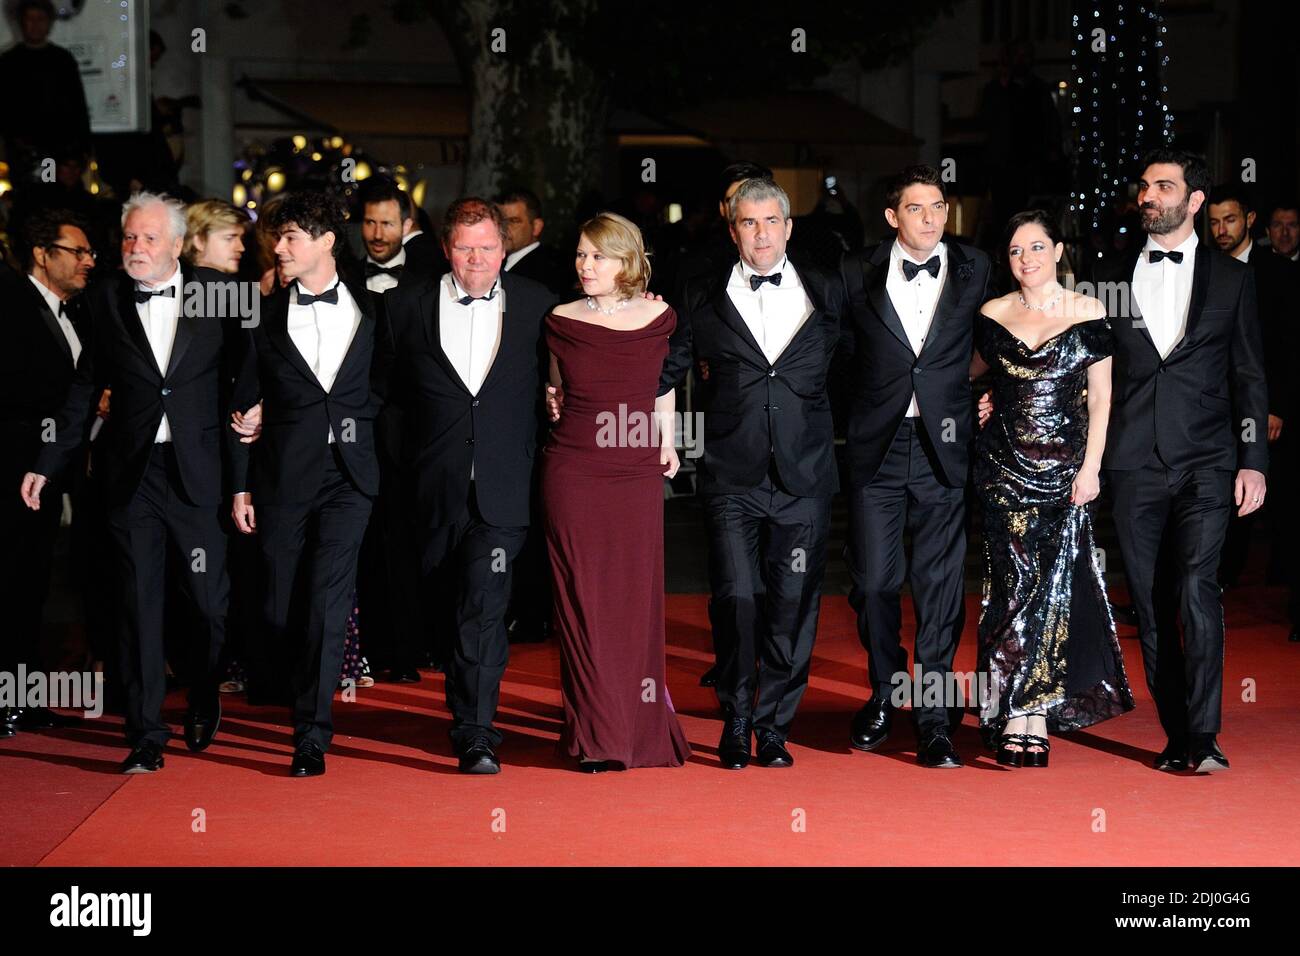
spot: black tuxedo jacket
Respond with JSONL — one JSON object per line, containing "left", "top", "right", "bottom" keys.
{"left": 401, "top": 232, "right": 446, "bottom": 281}
{"left": 0, "top": 270, "right": 88, "bottom": 482}
{"left": 1245, "top": 247, "right": 1297, "bottom": 423}
{"left": 35, "top": 263, "right": 248, "bottom": 507}
{"left": 1098, "top": 244, "right": 1268, "bottom": 474}
{"left": 658, "top": 260, "right": 844, "bottom": 497}
{"left": 228, "top": 273, "right": 388, "bottom": 504}
{"left": 379, "top": 271, "right": 557, "bottom": 529}
{"left": 839, "top": 237, "right": 992, "bottom": 489}
{"left": 507, "top": 244, "right": 574, "bottom": 297}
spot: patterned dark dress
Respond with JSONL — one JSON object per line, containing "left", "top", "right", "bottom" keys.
{"left": 974, "top": 313, "right": 1135, "bottom": 732}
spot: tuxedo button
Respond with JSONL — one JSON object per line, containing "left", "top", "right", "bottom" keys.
{"left": 472, "top": 399, "right": 480, "bottom": 407}
{"left": 913, "top": 367, "right": 924, "bottom": 374}
{"left": 768, "top": 368, "right": 776, "bottom": 377}
{"left": 465, "top": 438, "right": 474, "bottom": 445}
{"left": 160, "top": 387, "right": 172, "bottom": 396}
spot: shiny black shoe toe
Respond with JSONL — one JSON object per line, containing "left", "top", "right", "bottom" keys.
{"left": 756, "top": 731, "right": 793, "bottom": 768}
{"left": 917, "top": 728, "right": 963, "bottom": 768}
{"left": 120, "top": 741, "right": 165, "bottom": 774}
{"left": 1189, "top": 736, "right": 1229, "bottom": 774}
{"left": 290, "top": 741, "right": 326, "bottom": 777}
{"left": 184, "top": 699, "right": 222, "bottom": 753}
{"left": 0, "top": 707, "right": 20, "bottom": 738}
{"left": 457, "top": 737, "right": 501, "bottom": 775}
{"left": 718, "top": 714, "right": 752, "bottom": 770}
{"left": 849, "top": 698, "right": 893, "bottom": 752}
{"left": 1153, "top": 742, "right": 1189, "bottom": 772}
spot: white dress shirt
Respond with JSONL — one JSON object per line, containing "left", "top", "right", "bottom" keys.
{"left": 885, "top": 239, "right": 948, "bottom": 417}
{"left": 726, "top": 256, "right": 813, "bottom": 365}
{"left": 365, "top": 247, "right": 406, "bottom": 294}
{"left": 1132, "top": 231, "right": 1198, "bottom": 360}
{"left": 1232, "top": 239, "right": 1252, "bottom": 263}
{"left": 288, "top": 278, "right": 362, "bottom": 442}
{"left": 440, "top": 273, "right": 503, "bottom": 479}
{"left": 28, "top": 274, "right": 81, "bottom": 365}
{"left": 505, "top": 241, "right": 540, "bottom": 273}
{"left": 135, "top": 264, "right": 184, "bottom": 442}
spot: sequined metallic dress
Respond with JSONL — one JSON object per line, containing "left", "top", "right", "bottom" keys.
{"left": 973, "top": 314, "right": 1135, "bottom": 732}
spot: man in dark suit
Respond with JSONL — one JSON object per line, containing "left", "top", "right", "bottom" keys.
{"left": 380, "top": 197, "right": 557, "bottom": 774}
{"left": 1101, "top": 150, "right": 1269, "bottom": 773}
{"left": 1207, "top": 184, "right": 1296, "bottom": 590}
{"left": 228, "top": 191, "right": 388, "bottom": 777}
{"left": 839, "top": 164, "right": 992, "bottom": 769}
{"left": 658, "top": 177, "right": 843, "bottom": 770}
{"left": 0, "top": 209, "right": 93, "bottom": 737}
{"left": 22, "top": 192, "right": 256, "bottom": 773}
{"left": 497, "top": 186, "right": 573, "bottom": 297}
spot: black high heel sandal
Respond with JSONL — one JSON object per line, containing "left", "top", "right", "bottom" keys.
{"left": 996, "top": 731, "right": 1027, "bottom": 767}
{"left": 1021, "top": 734, "right": 1050, "bottom": 768}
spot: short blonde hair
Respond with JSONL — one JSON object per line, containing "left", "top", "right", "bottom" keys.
{"left": 579, "top": 211, "right": 650, "bottom": 298}
{"left": 183, "top": 199, "right": 251, "bottom": 262}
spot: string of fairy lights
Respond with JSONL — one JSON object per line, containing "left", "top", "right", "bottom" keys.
{"left": 1070, "top": 0, "right": 1174, "bottom": 243}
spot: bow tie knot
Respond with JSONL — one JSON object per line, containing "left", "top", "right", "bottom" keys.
{"left": 297, "top": 285, "right": 340, "bottom": 306}
{"left": 134, "top": 285, "right": 178, "bottom": 304}
{"left": 1148, "top": 249, "right": 1184, "bottom": 264}
{"left": 457, "top": 289, "right": 498, "bottom": 306}
{"left": 749, "top": 272, "right": 782, "bottom": 291}
{"left": 365, "top": 261, "right": 403, "bottom": 279}
{"left": 902, "top": 256, "right": 941, "bottom": 281}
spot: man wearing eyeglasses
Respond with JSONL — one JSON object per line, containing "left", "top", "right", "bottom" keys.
{"left": 0, "top": 208, "right": 94, "bottom": 739}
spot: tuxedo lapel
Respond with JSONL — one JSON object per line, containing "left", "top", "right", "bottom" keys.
{"left": 919, "top": 237, "right": 968, "bottom": 358}
{"left": 23, "top": 278, "right": 74, "bottom": 365}
{"left": 116, "top": 278, "right": 163, "bottom": 379}
{"left": 422, "top": 282, "right": 472, "bottom": 394}
{"left": 711, "top": 277, "right": 767, "bottom": 363}
{"left": 863, "top": 245, "right": 911, "bottom": 352}
{"left": 1123, "top": 248, "right": 1161, "bottom": 356}
{"left": 1176, "top": 245, "right": 1213, "bottom": 352}
{"left": 775, "top": 264, "right": 828, "bottom": 360}
{"left": 265, "top": 289, "right": 319, "bottom": 386}
{"left": 332, "top": 275, "right": 375, "bottom": 391}
{"left": 164, "top": 265, "right": 196, "bottom": 378}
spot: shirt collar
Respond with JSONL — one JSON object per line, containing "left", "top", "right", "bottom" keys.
{"left": 28, "top": 273, "right": 67, "bottom": 316}
{"left": 891, "top": 239, "right": 946, "bottom": 268}
{"left": 367, "top": 247, "right": 406, "bottom": 269}
{"left": 292, "top": 275, "right": 343, "bottom": 305}
{"left": 446, "top": 272, "right": 499, "bottom": 303}
{"left": 1142, "top": 230, "right": 1199, "bottom": 261}
{"left": 738, "top": 255, "right": 789, "bottom": 281}
{"left": 136, "top": 261, "right": 182, "bottom": 292}
{"left": 506, "top": 241, "right": 540, "bottom": 271}
{"left": 1233, "top": 239, "right": 1253, "bottom": 263}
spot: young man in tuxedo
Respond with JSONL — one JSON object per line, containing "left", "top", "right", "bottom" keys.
{"left": 379, "top": 197, "right": 557, "bottom": 774}
{"left": 229, "top": 191, "right": 388, "bottom": 777}
{"left": 839, "top": 164, "right": 992, "bottom": 769}
{"left": 1101, "top": 150, "right": 1268, "bottom": 773}
{"left": 21, "top": 192, "right": 256, "bottom": 773}
{"left": 658, "top": 177, "right": 844, "bottom": 770}
{"left": 0, "top": 209, "right": 93, "bottom": 738}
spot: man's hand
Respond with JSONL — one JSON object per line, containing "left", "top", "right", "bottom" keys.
{"left": 20, "top": 473, "right": 48, "bottom": 511}
{"left": 1268, "top": 414, "right": 1283, "bottom": 442}
{"left": 661, "top": 444, "right": 680, "bottom": 479}
{"left": 546, "top": 384, "right": 564, "bottom": 423}
{"left": 1234, "top": 468, "right": 1267, "bottom": 517}
{"left": 232, "top": 493, "right": 257, "bottom": 534}
{"left": 231, "top": 402, "right": 263, "bottom": 443}
{"left": 977, "top": 391, "right": 993, "bottom": 428}
{"left": 642, "top": 291, "right": 664, "bottom": 301}
{"left": 696, "top": 359, "right": 710, "bottom": 382}
{"left": 1070, "top": 467, "right": 1101, "bottom": 506}
{"left": 96, "top": 388, "right": 111, "bottom": 420}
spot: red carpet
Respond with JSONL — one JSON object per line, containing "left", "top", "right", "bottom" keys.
{"left": 3, "top": 591, "right": 1298, "bottom": 867}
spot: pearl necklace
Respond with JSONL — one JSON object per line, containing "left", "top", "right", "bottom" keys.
{"left": 586, "top": 296, "right": 629, "bottom": 316}
{"left": 1018, "top": 286, "right": 1063, "bottom": 312}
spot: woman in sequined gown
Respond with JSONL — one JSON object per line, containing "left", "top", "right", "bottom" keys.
{"left": 971, "top": 211, "right": 1135, "bottom": 766}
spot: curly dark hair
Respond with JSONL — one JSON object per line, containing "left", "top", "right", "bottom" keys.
{"left": 21, "top": 207, "right": 89, "bottom": 269}
{"left": 265, "top": 191, "right": 347, "bottom": 256}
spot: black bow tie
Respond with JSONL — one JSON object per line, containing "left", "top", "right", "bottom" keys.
{"left": 57, "top": 301, "right": 69, "bottom": 318}
{"left": 1148, "top": 249, "right": 1184, "bottom": 264}
{"left": 297, "top": 285, "right": 340, "bottom": 306}
{"left": 365, "top": 261, "right": 403, "bottom": 279}
{"left": 457, "top": 289, "right": 498, "bottom": 306}
{"left": 749, "top": 272, "right": 782, "bottom": 291}
{"left": 134, "top": 285, "right": 177, "bottom": 304}
{"left": 902, "top": 256, "right": 941, "bottom": 281}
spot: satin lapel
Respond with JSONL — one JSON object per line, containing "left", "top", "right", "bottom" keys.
{"left": 475, "top": 282, "right": 511, "bottom": 395}
{"left": 24, "top": 279, "right": 73, "bottom": 364}
{"left": 712, "top": 283, "right": 767, "bottom": 363}
{"left": 1123, "top": 248, "right": 1160, "bottom": 356}
{"left": 863, "top": 245, "right": 911, "bottom": 351}
{"left": 920, "top": 238, "right": 967, "bottom": 357}
{"left": 776, "top": 264, "right": 827, "bottom": 358}
{"left": 332, "top": 276, "right": 375, "bottom": 392}
{"left": 265, "top": 289, "right": 319, "bottom": 386}
{"left": 117, "top": 277, "right": 163, "bottom": 378}
{"left": 422, "top": 283, "right": 473, "bottom": 394}
{"left": 164, "top": 265, "right": 195, "bottom": 377}
{"left": 1174, "top": 245, "right": 1212, "bottom": 353}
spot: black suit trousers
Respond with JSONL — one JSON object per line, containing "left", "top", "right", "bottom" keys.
{"left": 108, "top": 445, "right": 229, "bottom": 746}
{"left": 257, "top": 448, "right": 372, "bottom": 751}
{"left": 703, "top": 470, "right": 831, "bottom": 739}
{"left": 424, "top": 482, "right": 528, "bottom": 749}
{"left": 1107, "top": 455, "right": 1232, "bottom": 742}
{"left": 0, "top": 469, "right": 63, "bottom": 676}
{"left": 845, "top": 419, "right": 967, "bottom": 733}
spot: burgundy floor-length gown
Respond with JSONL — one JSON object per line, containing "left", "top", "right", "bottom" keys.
{"left": 541, "top": 306, "right": 691, "bottom": 768}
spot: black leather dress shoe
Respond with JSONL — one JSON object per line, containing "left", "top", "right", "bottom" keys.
{"left": 699, "top": 664, "right": 719, "bottom": 688}
{"left": 457, "top": 737, "right": 501, "bottom": 775}
{"left": 917, "top": 727, "right": 962, "bottom": 768}
{"left": 1153, "top": 741, "right": 1189, "bottom": 772}
{"left": 184, "top": 699, "right": 221, "bottom": 753}
{"left": 718, "top": 714, "right": 752, "bottom": 769}
{"left": 290, "top": 740, "right": 326, "bottom": 777}
{"left": 0, "top": 707, "right": 20, "bottom": 738}
{"left": 756, "top": 731, "right": 793, "bottom": 768}
{"left": 120, "top": 741, "right": 164, "bottom": 774}
{"left": 1189, "top": 736, "right": 1229, "bottom": 773}
{"left": 386, "top": 667, "right": 422, "bottom": 684}
{"left": 17, "top": 706, "right": 80, "bottom": 730}
{"left": 849, "top": 698, "right": 893, "bottom": 751}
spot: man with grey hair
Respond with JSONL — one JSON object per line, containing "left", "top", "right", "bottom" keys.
{"left": 21, "top": 191, "right": 256, "bottom": 773}
{"left": 659, "top": 175, "right": 844, "bottom": 770}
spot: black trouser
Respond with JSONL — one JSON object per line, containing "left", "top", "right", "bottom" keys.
{"left": 257, "top": 448, "right": 372, "bottom": 751}
{"left": 423, "top": 482, "right": 528, "bottom": 750}
{"left": 0, "top": 466, "right": 63, "bottom": 681}
{"left": 505, "top": 467, "right": 554, "bottom": 636}
{"left": 361, "top": 463, "right": 426, "bottom": 672}
{"left": 845, "top": 419, "right": 967, "bottom": 734}
{"left": 108, "top": 445, "right": 229, "bottom": 746}
{"left": 704, "top": 470, "right": 831, "bottom": 740}
{"left": 1108, "top": 456, "right": 1232, "bottom": 744}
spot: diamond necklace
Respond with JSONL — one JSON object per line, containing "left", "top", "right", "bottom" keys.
{"left": 585, "top": 296, "right": 630, "bottom": 316}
